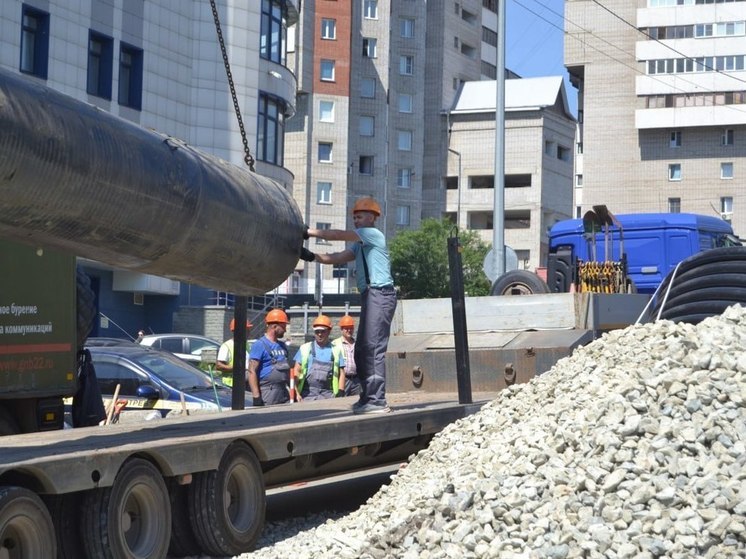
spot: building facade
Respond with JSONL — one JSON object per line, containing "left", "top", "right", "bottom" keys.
{"left": 1, "top": 0, "right": 299, "bottom": 337}
{"left": 565, "top": 0, "right": 745, "bottom": 237}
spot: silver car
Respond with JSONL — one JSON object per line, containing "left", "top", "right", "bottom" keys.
{"left": 138, "top": 333, "right": 220, "bottom": 366}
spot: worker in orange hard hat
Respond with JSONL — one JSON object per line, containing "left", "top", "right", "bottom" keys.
{"left": 332, "top": 315, "right": 360, "bottom": 396}
{"left": 248, "top": 309, "right": 291, "bottom": 406}
{"left": 299, "top": 197, "right": 396, "bottom": 414}
{"left": 292, "top": 314, "right": 346, "bottom": 401}
{"left": 216, "top": 318, "right": 253, "bottom": 387}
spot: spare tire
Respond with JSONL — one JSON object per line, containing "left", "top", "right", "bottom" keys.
{"left": 490, "top": 270, "right": 550, "bottom": 296}
{"left": 649, "top": 246, "right": 746, "bottom": 324}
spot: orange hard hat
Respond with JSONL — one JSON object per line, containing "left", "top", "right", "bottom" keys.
{"left": 312, "top": 314, "right": 332, "bottom": 330}
{"left": 265, "top": 308, "right": 289, "bottom": 325}
{"left": 352, "top": 197, "right": 381, "bottom": 216}
{"left": 338, "top": 315, "right": 355, "bottom": 328}
{"left": 230, "top": 318, "right": 252, "bottom": 331}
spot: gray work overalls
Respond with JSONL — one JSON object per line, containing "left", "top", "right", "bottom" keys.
{"left": 258, "top": 338, "right": 290, "bottom": 405}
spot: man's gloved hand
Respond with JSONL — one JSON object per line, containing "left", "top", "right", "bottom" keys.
{"left": 335, "top": 390, "right": 344, "bottom": 398}
{"left": 253, "top": 396, "right": 265, "bottom": 407}
{"left": 300, "top": 247, "right": 316, "bottom": 262}
{"left": 303, "top": 224, "right": 310, "bottom": 240}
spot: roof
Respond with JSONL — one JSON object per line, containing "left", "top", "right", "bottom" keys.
{"left": 450, "top": 76, "right": 574, "bottom": 120}
{"left": 550, "top": 213, "right": 734, "bottom": 236}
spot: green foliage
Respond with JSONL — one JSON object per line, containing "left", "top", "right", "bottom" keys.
{"left": 389, "top": 218, "right": 491, "bottom": 299}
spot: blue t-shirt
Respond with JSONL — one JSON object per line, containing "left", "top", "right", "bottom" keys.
{"left": 249, "top": 336, "right": 289, "bottom": 380}
{"left": 293, "top": 342, "right": 346, "bottom": 371}
{"left": 350, "top": 227, "right": 394, "bottom": 292}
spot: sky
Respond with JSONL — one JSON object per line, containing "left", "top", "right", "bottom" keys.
{"left": 505, "top": 0, "right": 578, "bottom": 116}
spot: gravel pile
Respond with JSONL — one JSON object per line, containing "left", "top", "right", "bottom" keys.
{"left": 239, "top": 305, "right": 746, "bottom": 559}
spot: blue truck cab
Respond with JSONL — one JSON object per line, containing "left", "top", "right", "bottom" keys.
{"left": 547, "top": 213, "right": 738, "bottom": 294}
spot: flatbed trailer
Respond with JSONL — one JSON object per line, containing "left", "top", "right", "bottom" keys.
{"left": 0, "top": 391, "right": 497, "bottom": 558}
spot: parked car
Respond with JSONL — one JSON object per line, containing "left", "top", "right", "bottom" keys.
{"left": 85, "top": 337, "right": 140, "bottom": 348}
{"left": 138, "top": 333, "right": 221, "bottom": 366}
{"left": 83, "top": 345, "right": 251, "bottom": 417}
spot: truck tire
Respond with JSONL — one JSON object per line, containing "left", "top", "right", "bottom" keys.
{"left": 650, "top": 247, "right": 746, "bottom": 324}
{"left": 0, "top": 486, "right": 56, "bottom": 559}
{"left": 0, "top": 406, "right": 21, "bottom": 436}
{"left": 167, "top": 479, "right": 201, "bottom": 557}
{"left": 44, "top": 493, "right": 84, "bottom": 559}
{"left": 81, "top": 458, "right": 171, "bottom": 559}
{"left": 490, "top": 270, "right": 550, "bottom": 296}
{"left": 77, "top": 267, "right": 96, "bottom": 349}
{"left": 189, "top": 442, "right": 265, "bottom": 556}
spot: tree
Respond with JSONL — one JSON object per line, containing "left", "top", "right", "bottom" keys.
{"left": 389, "top": 218, "right": 491, "bottom": 299}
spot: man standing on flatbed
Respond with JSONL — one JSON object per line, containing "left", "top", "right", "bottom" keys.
{"left": 300, "top": 197, "right": 396, "bottom": 414}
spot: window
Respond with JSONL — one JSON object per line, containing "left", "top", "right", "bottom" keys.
{"left": 722, "top": 129, "right": 734, "bottom": 145}
{"left": 361, "top": 77, "right": 376, "bottom": 98}
{"left": 396, "top": 206, "right": 411, "bottom": 226}
{"left": 576, "top": 174, "right": 583, "bottom": 187}
{"left": 668, "top": 197, "right": 681, "bottom": 213}
{"left": 398, "top": 93, "right": 413, "bottom": 113}
{"left": 359, "top": 156, "right": 374, "bottom": 175}
{"left": 317, "top": 182, "right": 332, "bottom": 204}
{"left": 258, "top": 94, "right": 286, "bottom": 165}
{"left": 318, "top": 142, "right": 333, "bottom": 162}
{"left": 87, "top": 31, "right": 114, "bottom": 99}
{"left": 556, "top": 145, "right": 570, "bottom": 161}
{"left": 260, "top": 0, "right": 287, "bottom": 64}
{"left": 721, "top": 162, "right": 734, "bottom": 179}
{"left": 668, "top": 163, "right": 682, "bottom": 181}
{"left": 118, "top": 43, "right": 143, "bottom": 110}
{"left": 397, "top": 130, "right": 413, "bottom": 151}
{"left": 575, "top": 206, "right": 582, "bottom": 219}
{"left": 320, "top": 59, "right": 335, "bottom": 81}
{"left": 319, "top": 100, "right": 334, "bottom": 122}
{"left": 721, "top": 196, "right": 733, "bottom": 214}
{"left": 400, "top": 18, "right": 415, "bottom": 38}
{"left": 359, "top": 116, "right": 375, "bottom": 136}
{"left": 670, "top": 130, "right": 682, "bottom": 148}
{"left": 482, "top": 26, "right": 497, "bottom": 47}
{"left": 576, "top": 142, "right": 583, "bottom": 154}
{"left": 363, "top": 38, "right": 377, "bottom": 58}
{"left": 321, "top": 18, "right": 336, "bottom": 40}
{"left": 397, "top": 168, "right": 413, "bottom": 188}
{"left": 364, "top": 0, "right": 378, "bottom": 19}
{"left": 315, "top": 222, "right": 331, "bottom": 245}
{"left": 481, "top": 61, "right": 497, "bottom": 79}
{"left": 19, "top": 5, "right": 49, "bottom": 79}
{"left": 400, "top": 55, "right": 414, "bottom": 75}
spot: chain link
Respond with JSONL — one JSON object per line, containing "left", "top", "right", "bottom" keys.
{"left": 209, "top": 0, "right": 255, "bottom": 172}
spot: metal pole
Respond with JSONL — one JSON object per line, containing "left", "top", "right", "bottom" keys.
{"left": 493, "top": 0, "right": 506, "bottom": 277}
{"left": 232, "top": 295, "right": 247, "bottom": 410}
{"left": 448, "top": 148, "right": 462, "bottom": 229}
{"left": 447, "top": 235, "right": 472, "bottom": 404}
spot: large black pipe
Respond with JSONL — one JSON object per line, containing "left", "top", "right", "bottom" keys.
{"left": 0, "top": 67, "right": 303, "bottom": 295}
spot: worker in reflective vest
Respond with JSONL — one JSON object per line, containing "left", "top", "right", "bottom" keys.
{"left": 292, "top": 315, "right": 345, "bottom": 401}
{"left": 216, "top": 318, "right": 252, "bottom": 387}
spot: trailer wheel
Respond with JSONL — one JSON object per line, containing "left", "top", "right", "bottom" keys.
{"left": 43, "top": 493, "right": 84, "bottom": 559}
{"left": 81, "top": 458, "right": 171, "bottom": 559}
{"left": 189, "top": 442, "right": 265, "bottom": 556}
{"left": 0, "top": 486, "right": 56, "bottom": 559}
{"left": 490, "top": 270, "right": 550, "bottom": 296}
{"left": 167, "top": 479, "right": 200, "bottom": 557}
{"left": 0, "top": 406, "right": 21, "bottom": 436}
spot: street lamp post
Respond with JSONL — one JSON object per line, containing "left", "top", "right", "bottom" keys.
{"left": 448, "top": 148, "right": 462, "bottom": 229}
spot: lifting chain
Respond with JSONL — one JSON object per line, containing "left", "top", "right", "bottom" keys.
{"left": 577, "top": 260, "right": 626, "bottom": 294}
{"left": 209, "top": 0, "right": 255, "bottom": 172}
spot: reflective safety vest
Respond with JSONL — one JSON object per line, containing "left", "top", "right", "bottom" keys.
{"left": 218, "top": 339, "right": 250, "bottom": 388}
{"left": 296, "top": 342, "right": 344, "bottom": 394}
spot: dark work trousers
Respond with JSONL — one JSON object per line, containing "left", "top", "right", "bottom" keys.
{"left": 355, "top": 286, "right": 397, "bottom": 406}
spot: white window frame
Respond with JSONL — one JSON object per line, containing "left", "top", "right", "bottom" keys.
{"left": 359, "top": 116, "right": 375, "bottom": 137}
{"left": 400, "top": 18, "right": 415, "bottom": 38}
{"left": 360, "top": 77, "right": 376, "bottom": 98}
{"left": 668, "top": 197, "right": 681, "bottom": 213}
{"left": 397, "top": 168, "right": 413, "bottom": 188}
{"left": 722, "top": 129, "right": 734, "bottom": 145}
{"left": 364, "top": 0, "right": 378, "bottom": 19}
{"left": 721, "top": 162, "right": 734, "bottom": 179}
{"left": 668, "top": 163, "right": 681, "bottom": 181}
{"left": 317, "top": 181, "right": 332, "bottom": 204}
{"left": 318, "top": 142, "right": 333, "bottom": 163}
{"left": 359, "top": 156, "right": 374, "bottom": 176}
{"left": 321, "top": 18, "right": 336, "bottom": 40}
{"left": 721, "top": 196, "right": 733, "bottom": 214}
{"left": 398, "top": 93, "right": 413, "bottom": 113}
{"left": 399, "top": 55, "right": 414, "bottom": 76}
{"left": 670, "top": 130, "right": 682, "bottom": 148}
{"left": 319, "top": 100, "right": 334, "bottom": 122}
{"left": 363, "top": 38, "right": 377, "bottom": 58}
{"left": 320, "top": 59, "right": 335, "bottom": 81}
{"left": 397, "top": 130, "right": 413, "bottom": 151}
{"left": 396, "top": 205, "right": 411, "bottom": 226}
{"left": 315, "top": 222, "right": 331, "bottom": 245}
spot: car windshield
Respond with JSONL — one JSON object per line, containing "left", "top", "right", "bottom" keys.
{"left": 130, "top": 352, "right": 215, "bottom": 390}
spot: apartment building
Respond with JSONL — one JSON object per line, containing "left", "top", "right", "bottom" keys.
{"left": 565, "top": 0, "right": 746, "bottom": 237}
{"left": 0, "top": 0, "right": 299, "bottom": 336}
